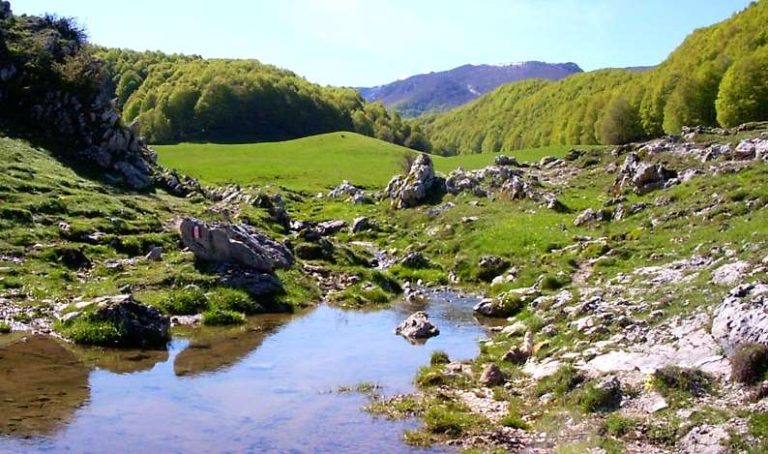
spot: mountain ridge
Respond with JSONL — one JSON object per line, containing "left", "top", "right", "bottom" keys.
{"left": 358, "top": 61, "right": 583, "bottom": 117}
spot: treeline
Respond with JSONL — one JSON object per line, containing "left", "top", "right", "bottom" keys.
{"left": 421, "top": 0, "right": 768, "bottom": 154}
{"left": 95, "top": 50, "right": 429, "bottom": 149}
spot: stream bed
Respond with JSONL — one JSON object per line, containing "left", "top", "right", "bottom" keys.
{"left": 0, "top": 290, "right": 490, "bottom": 453}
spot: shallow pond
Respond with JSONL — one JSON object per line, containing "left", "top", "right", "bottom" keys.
{"left": 0, "top": 290, "right": 489, "bottom": 453}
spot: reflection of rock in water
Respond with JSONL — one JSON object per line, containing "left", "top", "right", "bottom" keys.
{"left": 73, "top": 346, "right": 169, "bottom": 374}
{"left": 174, "top": 314, "right": 294, "bottom": 377}
{"left": 0, "top": 335, "right": 89, "bottom": 437}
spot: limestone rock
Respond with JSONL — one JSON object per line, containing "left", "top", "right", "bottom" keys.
{"left": 179, "top": 218, "right": 293, "bottom": 273}
{"left": 711, "top": 283, "right": 768, "bottom": 356}
{"left": 711, "top": 261, "right": 750, "bottom": 286}
{"left": 350, "top": 216, "right": 372, "bottom": 234}
{"left": 479, "top": 363, "right": 505, "bottom": 386}
{"left": 385, "top": 154, "right": 441, "bottom": 208}
{"left": 394, "top": 311, "right": 439, "bottom": 339}
{"left": 678, "top": 424, "right": 730, "bottom": 454}
{"left": 145, "top": 246, "right": 163, "bottom": 262}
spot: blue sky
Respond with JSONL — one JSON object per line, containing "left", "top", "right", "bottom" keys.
{"left": 13, "top": 0, "right": 753, "bottom": 87}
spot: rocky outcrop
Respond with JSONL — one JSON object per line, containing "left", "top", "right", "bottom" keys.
{"left": 385, "top": 154, "right": 442, "bottom": 208}
{"left": 711, "top": 283, "right": 768, "bottom": 356}
{"left": 394, "top": 311, "right": 440, "bottom": 339}
{"left": 479, "top": 363, "right": 506, "bottom": 386}
{"left": 61, "top": 295, "right": 170, "bottom": 348}
{"left": 155, "top": 169, "right": 202, "bottom": 197}
{"left": 615, "top": 152, "right": 678, "bottom": 195}
{"left": 678, "top": 424, "right": 730, "bottom": 454}
{"left": 328, "top": 180, "right": 369, "bottom": 204}
{"left": 179, "top": 218, "right": 293, "bottom": 272}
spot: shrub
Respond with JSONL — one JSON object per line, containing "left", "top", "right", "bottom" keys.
{"left": 157, "top": 287, "right": 209, "bottom": 315}
{"left": 0, "top": 207, "right": 34, "bottom": 224}
{"left": 0, "top": 322, "right": 11, "bottom": 334}
{"left": 579, "top": 382, "right": 621, "bottom": 413}
{"left": 495, "top": 293, "right": 526, "bottom": 317}
{"left": 600, "top": 414, "right": 637, "bottom": 437}
{"left": 430, "top": 351, "right": 450, "bottom": 366}
{"left": 416, "top": 366, "right": 450, "bottom": 387}
{"left": 202, "top": 309, "right": 246, "bottom": 326}
{"left": 535, "top": 364, "right": 585, "bottom": 397}
{"left": 539, "top": 273, "right": 569, "bottom": 291}
{"left": 423, "top": 403, "right": 480, "bottom": 436}
{"left": 731, "top": 343, "right": 768, "bottom": 385}
{"left": 209, "top": 287, "right": 262, "bottom": 314}
{"left": 651, "top": 366, "right": 712, "bottom": 400}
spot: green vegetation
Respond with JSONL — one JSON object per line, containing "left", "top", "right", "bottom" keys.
{"left": 578, "top": 382, "right": 621, "bottom": 414}
{"left": 157, "top": 287, "right": 210, "bottom": 315}
{"left": 430, "top": 351, "right": 450, "bottom": 366}
{"left": 599, "top": 414, "right": 637, "bottom": 437}
{"left": 202, "top": 308, "right": 246, "bottom": 326}
{"left": 55, "top": 317, "right": 123, "bottom": 346}
{"left": 421, "top": 1, "right": 768, "bottom": 153}
{"left": 650, "top": 366, "right": 713, "bottom": 404}
{"left": 0, "top": 322, "right": 11, "bottom": 334}
{"left": 535, "top": 365, "right": 585, "bottom": 397}
{"left": 730, "top": 343, "right": 768, "bottom": 385}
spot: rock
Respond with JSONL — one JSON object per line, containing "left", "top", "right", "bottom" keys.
{"left": 62, "top": 295, "right": 170, "bottom": 348}
{"left": 155, "top": 169, "right": 202, "bottom": 197}
{"left": 385, "top": 154, "right": 440, "bottom": 208}
{"left": 501, "top": 321, "right": 527, "bottom": 337}
{"left": 316, "top": 220, "right": 346, "bottom": 236}
{"left": 494, "top": 155, "right": 520, "bottom": 167}
{"left": 615, "top": 152, "right": 677, "bottom": 194}
{"left": 477, "top": 255, "right": 510, "bottom": 281}
{"left": 179, "top": 218, "right": 293, "bottom": 273}
{"left": 597, "top": 375, "right": 622, "bottom": 407}
{"left": 400, "top": 251, "right": 430, "bottom": 269}
{"left": 735, "top": 137, "right": 768, "bottom": 161}
{"left": 145, "top": 246, "right": 163, "bottom": 262}
{"left": 711, "top": 283, "right": 768, "bottom": 356}
{"left": 350, "top": 216, "right": 372, "bottom": 234}
{"left": 678, "top": 424, "right": 730, "bottom": 454}
{"left": 501, "top": 346, "right": 528, "bottom": 364}
{"left": 711, "top": 261, "right": 750, "bottom": 286}
{"left": 479, "top": 363, "right": 505, "bottom": 386}
{"left": 394, "top": 311, "right": 439, "bottom": 339}
{"left": 52, "top": 247, "right": 92, "bottom": 270}
{"left": 574, "top": 208, "right": 605, "bottom": 226}
{"left": 216, "top": 267, "right": 284, "bottom": 297}
{"left": 328, "top": 180, "right": 367, "bottom": 203}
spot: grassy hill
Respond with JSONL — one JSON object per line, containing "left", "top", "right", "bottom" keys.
{"left": 156, "top": 132, "right": 593, "bottom": 191}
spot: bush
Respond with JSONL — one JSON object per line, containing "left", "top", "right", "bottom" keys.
{"left": 539, "top": 273, "right": 569, "bottom": 291}
{"left": 651, "top": 366, "right": 712, "bottom": 400}
{"left": 731, "top": 343, "right": 768, "bottom": 385}
{"left": 209, "top": 287, "right": 262, "bottom": 314}
{"left": 157, "top": 287, "right": 209, "bottom": 315}
{"left": 423, "top": 403, "right": 480, "bottom": 436}
{"left": 579, "top": 382, "right": 621, "bottom": 413}
{"left": 202, "top": 309, "right": 246, "bottom": 326}
{"left": 600, "top": 414, "right": 637, "bottom": 437}
{"left": 430, "top": 351, "right": 450, "bottom": 366}
{"left": 535, "top": 364, "right": 585, "bottom": 397}
{"left": 0, "top": 322, "right": 11, "bottom": 334}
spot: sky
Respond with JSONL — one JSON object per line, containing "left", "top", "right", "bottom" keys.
{"left": 13, "top": 0, "right": 755, "bottom": 87}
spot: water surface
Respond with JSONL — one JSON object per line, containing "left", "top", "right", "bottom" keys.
{"left": 0, "top": 290, "right": 487, "bottom": 453}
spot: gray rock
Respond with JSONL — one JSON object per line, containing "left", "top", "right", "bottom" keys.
{"left": 494, "top": 155, "right": 521, "bottom": 167}
{"left": 400, "top": 251, "right": 430, "bottom": 269}
{"left": 711, "top": 261, "right": 750, "bottom": 286}
{"left": 145, "top": 246, "right": 163, "bottom": 262}
{"left": 385, "top": 154, "right": 440, "bottom": 208}
{"left": 678, "top": 424, "right": 729, "bottom": 454}
{"left": 317, "top": 220, "right": 346, "bottom": 236}
{"left": 711, "top": 283, "right": 768, "bottom": 356}
{"left": 350, "top": 216, "right": 371, "bottom": 234}
{"left": 394, "top": 311, "right": 439, "bottom": 339}
{"left": 179, "top": 218, "right": 293, "bottom": 273}
{"left": 62, "top": 295, "right": 170, "bottom": 348}
{"left": 574, "top": 208, "right": 605, "bottom": 226}
{"left": 479, "top": 363, "right": 506, "bottom": 386}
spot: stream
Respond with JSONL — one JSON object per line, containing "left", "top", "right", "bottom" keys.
{"left": 0, "top": 290, "right": 491, "bottom": 453}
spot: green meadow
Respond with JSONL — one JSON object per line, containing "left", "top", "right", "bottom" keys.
{"left": 156, "top": 132, "right": 594, "bottom": 192}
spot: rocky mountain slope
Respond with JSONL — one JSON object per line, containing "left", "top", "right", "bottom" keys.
{"left": 359, "top": 61, "right": 582, "bottom": 117}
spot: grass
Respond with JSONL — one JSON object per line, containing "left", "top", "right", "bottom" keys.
{"left": 650, "top": 366, "right": 713, "bottom": 404}
{"left": 0, "top": 322, "right": 11, "bottom": 334}
{"left": 202, "top": 308, "right": 246, "bottom": 326}
{"left": 156, "top": 132, "right": 593, "bottom": 192}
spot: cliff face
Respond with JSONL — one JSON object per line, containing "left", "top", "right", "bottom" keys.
{"left": 0, "top": 1, "right": 154, "bottom": 189}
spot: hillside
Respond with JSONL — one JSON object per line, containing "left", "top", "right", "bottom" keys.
{"left": 93, "top": 50, "right": 430, "bottom": 151}
{"left": 359, "top": 61, "right": 582, "bottom": 117}
{"left": 422, "top": 1, "right": 768, "bottom": 154}
{"left": 156, "top": 132, "right": 588, "bottom": 192}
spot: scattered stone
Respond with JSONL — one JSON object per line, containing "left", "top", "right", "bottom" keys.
{"left": 477, "top": 255, "right": 510, "bottom": 281}
{"left": 479, "top": 363, "right": 505, "bottom": 386}
{"left": 574, "top": 208, "right": 605, "bottom": 226}
{"left": 350, "top": 216, "right": 372, "bottom": 234}
{"left": 400, "top": 251, "right": 430, "bottom": 269}
{"left": 328, "top": 180, "right": 368, "bottom": 204}
{"left": 494, "top": 155, "right": 521, "bottom": 167}
{"left": 394, "top": 311, "right": 439, "bottom": 339}
{"left": 678, "top": 424, "right": 730, "bottom": 454}
{"left": 615, "top": 152, "right": 678, "bottom": 194}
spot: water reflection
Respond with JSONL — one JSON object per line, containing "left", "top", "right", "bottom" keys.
{"left": 0, "top": 335, "right": 89, "bottom": 437}
{"left": 0, "top": 290, "right": 487, "bottom": 452}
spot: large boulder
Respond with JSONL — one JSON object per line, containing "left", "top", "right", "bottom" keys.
{"left": 60, "top": 295, "right": 170, "bottom": 348}
{"left": 711, "top": 283, "right": 768, "bottom": 356}
{"left": 615, "top": 152, "right": 678, "bottom": 195}
{"left": 385, "top": 154, "right": 441, "bottom": 208}
{"left": 394, "top": 311, "right": 440, "bottom": 339}
{"left": 179, "top": 218, "right": 293, "bottom": 273}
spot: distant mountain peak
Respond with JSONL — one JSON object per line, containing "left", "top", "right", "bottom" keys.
{"left": 359, "top": 61, "right": 583, "bottom": 117}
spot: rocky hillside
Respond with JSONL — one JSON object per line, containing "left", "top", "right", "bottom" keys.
{"left": 359, "top": 61, "right": 582, "bottom": 117}
{"left": 422, "top": 1, "right": 768, "bottom": 154}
